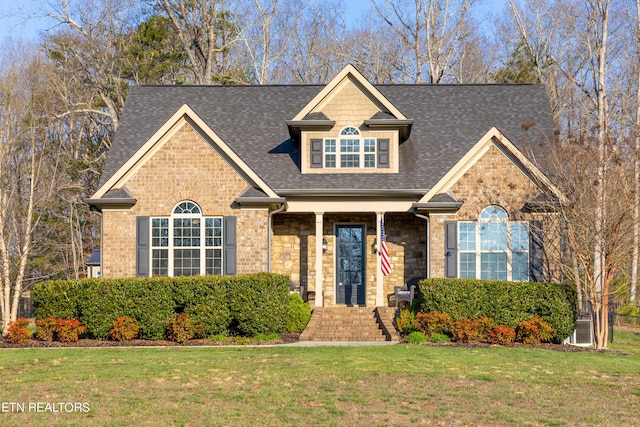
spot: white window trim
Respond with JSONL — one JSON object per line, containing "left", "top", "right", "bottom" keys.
{"left": 458, "top": 207, "right": 529, "bottom": 282}
{"left": 150, "top": 201, "right": 223, "bottom": 277}
{"left": 323, "top": 126, "right": 377, "bottom": 169}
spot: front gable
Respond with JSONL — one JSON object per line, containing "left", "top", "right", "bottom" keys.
{"left": 417, "top": 127, "right": 563, "bottom": 211}
{"left": 288, "top": 65, "right": 412, "bottom": 175}
{"left": 88, "top": 104, "right": 279, "bottom": 207}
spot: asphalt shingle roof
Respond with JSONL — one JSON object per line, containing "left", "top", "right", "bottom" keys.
{"left": 99, "top": 83, "right": 556, "bottom": 195}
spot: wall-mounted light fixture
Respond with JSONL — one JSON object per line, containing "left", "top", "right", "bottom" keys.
{"left": 372, "top": 237, "right": 378, "bottom": 254}
{"left": 322, "top": 238, "right": 328, "bottom": 253}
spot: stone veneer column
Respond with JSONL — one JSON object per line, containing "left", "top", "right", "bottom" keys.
{"left": 376, "top": 212, "right": 384, "bottom": 306}
{"left": 315, "top": 212, "right": 324, "bottom": 307}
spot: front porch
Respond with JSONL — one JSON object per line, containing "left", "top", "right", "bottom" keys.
{"left": 272, "top": 212, "right": 427, "bottom": 307}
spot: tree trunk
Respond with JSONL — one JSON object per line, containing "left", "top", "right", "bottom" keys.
{"left": 631, "top": 0, "right": 640, "bottom": 304}
{"left": 593, "top": 0, "right": 610, "bottom": 349}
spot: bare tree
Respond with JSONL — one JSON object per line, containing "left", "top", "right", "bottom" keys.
{"left": 542, "top": 133, "right": 637, "bottom": 349}
{"left": 0, "top": 47, "right": 58, "bottom": 331}
{"left": 43, "top": 0, "right": 144, "bottom": 130}
{"left": 372, "top": 0, "right": 477, "bottom": 83}
{"left": 631, "top": 0, "right": 640, "bottom": 304}
{"left": 346, "top": 15, "right": 405, "bottom": 84}
{"left": 236, "top": 0, "right": 293, "bottom": 84}
{"left": 281, "top": 0, "right": 348, "bottom": 84}
{"left": 156, "top": 0, "right": 243, "bottom": 84}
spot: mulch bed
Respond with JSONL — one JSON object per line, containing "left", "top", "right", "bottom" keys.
{"left": 2, "top": 327, "right": 638, "bottom": 352}
{"left": 0, "top": 333, "right": 301, "bottom": 349}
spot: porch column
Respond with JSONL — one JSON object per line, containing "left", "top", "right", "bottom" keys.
{"left": 315, "top": 212, "right": 324, "bottom": 307}
{"left": 376, "top": 212, "right": 384, "bottom": 306}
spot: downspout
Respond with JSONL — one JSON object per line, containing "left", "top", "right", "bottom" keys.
{"left": 268, "top": 202, "right": 286, "bottom": 273}
{"left": 413, "top": 209, "right": 430, "bottom": 278}
{"left": 89, "top": 206, "right": 103, "bottom": 279}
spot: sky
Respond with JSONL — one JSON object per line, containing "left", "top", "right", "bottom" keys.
{"left": 0, "top": 0, "right": 508, "bottom": 44}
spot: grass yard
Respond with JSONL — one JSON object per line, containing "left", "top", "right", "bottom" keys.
{"left": 1, "top": 331, "right": 639, "bottom": 427}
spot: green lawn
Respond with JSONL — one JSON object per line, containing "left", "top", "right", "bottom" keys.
{"left": 1, "top": 331, "right": 639, "bottom": 426}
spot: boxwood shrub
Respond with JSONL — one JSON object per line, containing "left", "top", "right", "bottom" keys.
{"left": 227, "top": 273, "right": 290, "bottom": 336}
{"left": 412, "top": 278, "right": 577, "bottom": 341}
{"left": 285, "top": 293, "right": 312, "bottom": 333}
{"left": 171, "top": 276, "right": 231, "bottom": 337}
{"left": 32, "top": 279, "right": 84, "bottom": 320}
{"left": 32, "top": 273, "right": 291, "bottom": 340}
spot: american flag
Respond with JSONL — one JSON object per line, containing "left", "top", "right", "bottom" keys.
{"left": 380, "top": 220, "right": 391, "bottom": 276}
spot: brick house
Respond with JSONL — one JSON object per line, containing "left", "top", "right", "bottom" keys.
{"left": 87, "top": 65, "right": 560, "bottom": 309}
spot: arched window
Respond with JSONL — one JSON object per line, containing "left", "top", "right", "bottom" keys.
{"left": 150, "top": 201, "right": 223, "bottom": 277}
{"left": 323, "top": 126, "right": 377, "bottom": 169}
{"left": 459, "top": 206, "right": 529, "bottom": 281}
{"left": 173, "top": 201, "right": 201, "bottom": 215}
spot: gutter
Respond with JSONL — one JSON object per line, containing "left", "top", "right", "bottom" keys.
{"left": 84, "top": 198, "right": 137, "bottom": 212}
{"left": 411, "top": 201, "right": 463, "bottom": 213}
{"left": 233, "top": 196, "right": 286, "bottom": 207}
{"left": 278, "top": 188, "right": 427, "bottom": 196}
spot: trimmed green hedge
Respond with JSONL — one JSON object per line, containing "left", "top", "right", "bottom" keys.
{"left": 32, "top": 274, "right": 291, "bottom": 340}
{"left": 227, "top": 273, "right": 290, "bottom": 336}
{"left": 412, "top": 278, "right": 578, "bottom": 341}
{"left": 285, "top": 293, "right": 312, "bottom": 333}
{"left": 171, "top": 276, "right": 231, "bottom": 337}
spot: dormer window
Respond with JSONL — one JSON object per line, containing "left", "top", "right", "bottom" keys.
{"left": 322, "top": 126, "right": 380, "bottom": 169}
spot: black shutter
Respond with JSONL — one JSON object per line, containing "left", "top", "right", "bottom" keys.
{"left": 310, "top": 138, "right": 323, "bottom": 168}
{"left": 136, "top": 216, "right": 150, "bottom": 277}
{"left": 444, "top": 221, "right": 458, "bottom": 278}
{"left": 529, "top": 220, "right": 544, "bottom": 282}
{"left": 377, "top": 138, "right": 390, "bottom": 168}
{"left": 223, "top": 216, "right": 237, "bottom": 275}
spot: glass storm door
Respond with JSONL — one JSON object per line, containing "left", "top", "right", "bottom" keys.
{"left": 336, "top": 225, "right": 366, "bottom": 305}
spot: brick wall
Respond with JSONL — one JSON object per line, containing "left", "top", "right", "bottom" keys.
{"left": 429, "top": 143, "right": 561, "bottom": 280}
{"left": 102, "top": 121, "right": 269, "bottom": 278}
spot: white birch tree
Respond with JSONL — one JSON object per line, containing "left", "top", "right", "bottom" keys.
{"left": 0, "top": 48, "right": 58, "bottom": 331}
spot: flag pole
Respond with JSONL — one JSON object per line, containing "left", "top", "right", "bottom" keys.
{"left": 376, "top": 212, "right": 384, "bottom": 306}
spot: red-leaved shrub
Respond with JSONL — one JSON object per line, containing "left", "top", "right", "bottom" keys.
{"left": 477, "top": 316, "right": 495, "bottom": 341}
{"left": 167, "top": 313, "right": 196, "bottom": 344}
{"left": 110, "top": 316, "right": 140, "bottom": 341}
{"left": 55, "top": 319, "right": 86, "bottom": 343}
{"left": 414, "top": 311, "right": 451, "bottom": 336}
{"left": 488, "top": 324, "right": 516, "bottom": 345}
{"left": 35, "top": 317, "right": 58, "bottom": 343}
{"left": 449, "top": 318, "right": 481, "bottom": 342}
{"left": 516, "top": 315, "right": 554, "bottom": 344}
{"left": 6, "top": 318, "right": 31, "bottom": 344}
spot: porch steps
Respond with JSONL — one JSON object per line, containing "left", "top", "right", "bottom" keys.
{"left": 300, "top": 306, "right": 399, "bottom": 342}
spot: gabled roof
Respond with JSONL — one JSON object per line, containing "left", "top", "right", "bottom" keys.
{"left": 95, "top": 76, "right": 556, "bottom": 198}
{"left": 92, "top": 104, "right": 279, "bottom": 200}
{"left": 418, "top": 127, "right": 563, "bottom": 204}
{"left": 291, "top": 64, "right": 408, "bottom": 122}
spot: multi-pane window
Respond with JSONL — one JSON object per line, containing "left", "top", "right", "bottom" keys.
{"left": 364, "top": 138, "right": 376, "bottom": 167}
{"left": 324, "top": 139, "right": 336, "bottom": 168}
{"left": 459, "top": 206, "right": 529, "bottom": 281}
{"left": 151, "top": 201, "right": 223, "bottom": 277}
{"left": 324, "top": 127, "right": 376, "bottom": 169}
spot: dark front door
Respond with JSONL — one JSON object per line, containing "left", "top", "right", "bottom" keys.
{"left": 336, "top": 225, "right": 366, "bottom": 305}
